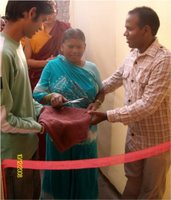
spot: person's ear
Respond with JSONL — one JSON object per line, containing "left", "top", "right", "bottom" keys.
{"left": 143, "top": 25, "right": 151, "bottom": 35}
{"left": 22, "top": 7, "right": 36, "bottom": 21}
{"left": 28, "top": 7, "right": 37, "bottom": 21}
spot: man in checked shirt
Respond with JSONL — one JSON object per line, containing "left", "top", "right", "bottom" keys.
{"left": 88, "top": 6, "right": 171, "bottom": 199}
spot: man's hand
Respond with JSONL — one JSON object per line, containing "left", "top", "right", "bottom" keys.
{"left": 39, "top": 124, "right": 45, "bottom": 134}
{"left": 88, "top": 111, "right": 107, "bottom": 125}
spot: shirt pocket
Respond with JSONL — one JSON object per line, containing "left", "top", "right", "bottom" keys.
{"left": 122, "top": 71, "right": 130, "bottom": 90}
{"left": 123, "top": 71, "right": 130, "bottom": 79}
{"left": 135, "top": 68, "right": 150, "bottom": 96}
{"left": 122, "top": 63, "right": 131, "bottom": 79}
{"left": 135, "top": 68, "right": 150, "bottom": 86}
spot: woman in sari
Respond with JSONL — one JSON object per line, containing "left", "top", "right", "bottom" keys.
{"left": 24, "top": 1, "right": 70, "bottom": 160}
{"left": 33, "top": 28, "right": 103, "bottom": 199}
{"left": 24, "top": 1, "right": 70, "bottom": 91}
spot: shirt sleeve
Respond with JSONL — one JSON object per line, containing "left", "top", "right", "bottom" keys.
{"left": 107, "top": 55, "right": 171, "bottom": 124}
{"left": 33, "top": 99, "right": 43, "bottom": 118}
{"left": 102, "top": 64, "right": 124, "bottom": 94}
{"left": 0, "top": 53, "right": 42, "bottom": 134}
{"left": 33, "top": 62, "right": 51, "bottom": 102}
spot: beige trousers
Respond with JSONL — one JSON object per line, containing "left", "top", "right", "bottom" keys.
{"left": 122, "top": 146, "right": 170, "bottom": 199}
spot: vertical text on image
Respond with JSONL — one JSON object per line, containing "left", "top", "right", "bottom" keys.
{"left": 17, "top": 154, "right": 23, "bottom": 178}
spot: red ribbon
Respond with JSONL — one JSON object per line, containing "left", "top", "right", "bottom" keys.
{"left": 2, "top": 141, "right": 171, "bottom": 170}
{"left": 1, "top": 141, "right": 171, "bottom": 199}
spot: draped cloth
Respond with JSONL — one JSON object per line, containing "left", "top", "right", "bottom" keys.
{"left": 38, "top": 106, "right": 91, "bottom": 152}
{"left": 29, "top": 20, "right": 70, "bottom": 90}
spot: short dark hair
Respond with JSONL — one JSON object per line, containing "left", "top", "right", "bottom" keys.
{"left": 5, "top": 0, "right": 56, "bottom": 21}
{"left": 129, "top": 6, "right": 160, "bottom": 36}
{"left": 62, "top": 28, "right": 86, "bottom": 43}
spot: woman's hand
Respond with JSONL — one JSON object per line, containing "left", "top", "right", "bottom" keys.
{"left": 50, "top": 93, "right": 67, "bottom": 108}
{"left": 87, "top": 101, "right": 102, "bottom": 111}
{"left": 46, "top": 55, "right": 54, "bottom": 62}
{"left": 87, "top": 89, "right": 105, "bottom": 111}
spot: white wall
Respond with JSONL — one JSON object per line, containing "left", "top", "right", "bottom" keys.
{"left": 0, "top": 0, "right": 7, "bottom": 16}
{"left": 70, "top": 0, "right": 171, "bottom": 198}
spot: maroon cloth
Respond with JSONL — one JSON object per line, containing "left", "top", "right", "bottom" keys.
{"left": 29, "top": 20, "right": 70, "bottom": 90}
{"left": 37, "top": 133, "right": 46, "bottom": 160}
{"left": 38, "top": 106, "right": 91, "bottom": 152}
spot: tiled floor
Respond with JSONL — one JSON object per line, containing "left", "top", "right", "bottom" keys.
{"left": 99, "top": 171, "right": 121, "bottom": 200}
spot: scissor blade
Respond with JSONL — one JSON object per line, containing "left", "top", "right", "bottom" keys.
{"left": 63, "top": 98, "right": 84, "bottom": 105}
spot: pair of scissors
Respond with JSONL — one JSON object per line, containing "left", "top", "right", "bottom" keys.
{"left": 63, "top": 98, "right": 84, "bottom": 106}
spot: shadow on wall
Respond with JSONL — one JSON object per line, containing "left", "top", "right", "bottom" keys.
{"left": 97, "top": 93, "right": 114, "bottom": 158}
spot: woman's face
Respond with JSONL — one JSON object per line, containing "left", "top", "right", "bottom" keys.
{"left": 61, "top": 38, "right": 86, "bottom": 65}
{"left": 44, "top": 2, "right": 57, "bottom": 24}
{"left": 44, "top": 12, "right": 57, "bottom": 24}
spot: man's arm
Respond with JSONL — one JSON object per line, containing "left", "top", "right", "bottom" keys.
{"left": 88, "top": 65, "right": 124, "bottom": 111}
{"left": 0, "top": 54, "right": 42, "bottom": 134}
{"left": 102, "top": 64, "right": 124, "bottom": 94}
{"left": 107, "top": 55, "right": 171, "bottom": 124}
{"left": 89, "top": 54, "right": 171, "bottom": 125}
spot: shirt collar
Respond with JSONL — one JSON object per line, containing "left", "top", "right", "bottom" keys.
{"left": 133, "top": 38, "right": 161, "bottom": 58}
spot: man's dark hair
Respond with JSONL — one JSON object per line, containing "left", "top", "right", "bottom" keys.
{"left": 5, "top": 0, "right": 56, "bottom": 21}
{"left": 129, "top": 6, "right": 160, "bottom": 36}
{"left": 62, "top": 28, "right": 86, "bottom": 43}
